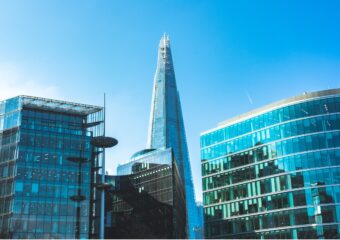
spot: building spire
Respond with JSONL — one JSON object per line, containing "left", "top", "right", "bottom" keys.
{"left": 147, "top": 34, "right": 177, "bottom": 149}
{"left": 146, "top": 35, "right": 199, "bottom": 238}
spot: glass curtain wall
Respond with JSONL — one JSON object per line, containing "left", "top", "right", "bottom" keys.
{"left": 0, "top": 96, "right": 104, "bottom": 239}
{"left": 201, "top": 90, "right": 340, "bottom": 239}
{"left": 107, "top": 148, "right": 186, "bottom": 239}
{"left": 0, "top": 97, "right": 21, "bottom": 238}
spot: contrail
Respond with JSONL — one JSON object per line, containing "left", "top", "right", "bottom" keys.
{"left": 246, "top": 91, "right": 253, "bottom": 105}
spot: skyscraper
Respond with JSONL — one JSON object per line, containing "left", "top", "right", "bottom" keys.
{"left": 147, "top": 34, "right": 199, "bottom": 238}
{"left": 201, "top": 89, "right": 340, "bottom": 238}
{"left": 0, "top": 95, "right": 105, "bottom": 238}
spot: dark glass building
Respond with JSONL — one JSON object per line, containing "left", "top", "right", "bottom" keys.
{"left": 200, "top": 89, "right": 340, "bottom": 239}
{"left": 105, "top": 148, "right": 186, "bottom": 238}
{"left": 0, "top": 95, "right": 104, "bottom": 238}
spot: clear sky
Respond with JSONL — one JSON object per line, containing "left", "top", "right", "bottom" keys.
{"left": 1, "top": 0, "right": 339, "bottom": 201}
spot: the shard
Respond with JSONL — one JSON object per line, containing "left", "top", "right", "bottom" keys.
{"left": 147, "top": 34, "right": 199, "bottom": 238}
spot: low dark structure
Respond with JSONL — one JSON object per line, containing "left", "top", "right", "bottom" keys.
{"left": 105, "top": 148, "right": 187, "bottom": 239}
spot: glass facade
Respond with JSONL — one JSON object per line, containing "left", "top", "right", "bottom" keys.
{"left": 200, "top": 89, "right": 340, "bottom": 239}
{"left": 195, "top": 202, "right": 205, "bottom": 239}
{"left": 0, "top": 96, "right": 104, "bottom": 238}
{"left": 147, "top": 34, "right": 200, "bottom": 238}
{"left": 105, "top": 148, "right": 186, "bottom": 238}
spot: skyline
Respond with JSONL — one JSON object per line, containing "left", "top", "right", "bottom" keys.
{"left": 1, "top": 0, "right": 340, "bottom": 201}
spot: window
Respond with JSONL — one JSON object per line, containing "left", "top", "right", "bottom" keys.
{"left": 15, "top": 182, "right": 23, "bottom": 192}
{"left": 32, "top": 183, "right": 39, "bottom": 193}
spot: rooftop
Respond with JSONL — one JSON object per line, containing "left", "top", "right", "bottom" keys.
{"left": 202, "top": 88, "right": 340, "bottom": 135}
{"left": 130, "top": 149, "right": 157, "bottom": 160}
{"left": 20, "top": 95, "right": 103, "bottom": 115}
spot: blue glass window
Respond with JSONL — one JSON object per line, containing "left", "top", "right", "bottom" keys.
{"left": 15, "top": 182, "right": 23, "bottom": 192}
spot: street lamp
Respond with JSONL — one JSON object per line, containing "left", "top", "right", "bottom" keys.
{"left": 67, "top": 144, "right": 90, "bottom": 239}
{"left": 91, "top": 136, "right": 118, "bottom": 239}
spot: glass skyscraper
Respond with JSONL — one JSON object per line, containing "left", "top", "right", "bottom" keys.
{"left": 201, "top": 89, "right": 340, "bottom": 239}
{"left": 147, "top": 34, "right": 200, "bottom": 238}
{"left": 105, "top": 34, "right": 201, "bottom": 239}
{"left": 0, "top": 95, "right": 104, "bottom": 238}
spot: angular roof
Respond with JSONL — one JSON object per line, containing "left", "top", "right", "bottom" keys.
{"left": 19, "top": 95, "right": 102, "bottom": 115}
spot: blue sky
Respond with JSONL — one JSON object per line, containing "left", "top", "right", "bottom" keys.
{"left": 0, "top": 0, "right": 339, "bottom": 201}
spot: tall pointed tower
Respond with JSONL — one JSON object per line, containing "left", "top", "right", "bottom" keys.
{"left": 147, "top": 34, "right": 198, "bottom": 238}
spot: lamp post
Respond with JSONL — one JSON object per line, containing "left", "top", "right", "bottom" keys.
{"left": 67, "top": 144, "right": 89, "bottom": 239}
{"left": 90, "top": 94, "right": 118, "bottom": 239}
{"left": 91, "top": 136, "right": 118, "bottom": 239}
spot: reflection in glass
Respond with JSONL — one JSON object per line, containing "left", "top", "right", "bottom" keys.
{"left": 201, "top": 90, "right": 340, "bottom": 238}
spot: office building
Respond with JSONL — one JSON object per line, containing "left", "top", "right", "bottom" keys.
{"left": 0, "top": 95, "right": 105, "bottom": 238}
{"left": 201, "top": 89, "right": 340, "bottom": 238}
{"left": 105, "top": 148, "right": 186, "bottom": 238}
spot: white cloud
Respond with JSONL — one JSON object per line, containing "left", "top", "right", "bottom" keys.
{"left": 0, "top": 62, "right": 59, "bottom": 100}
